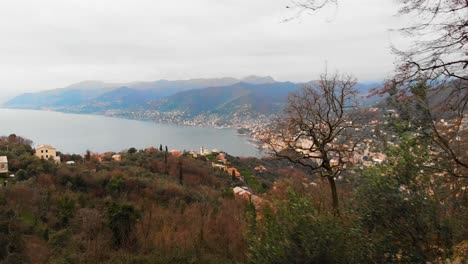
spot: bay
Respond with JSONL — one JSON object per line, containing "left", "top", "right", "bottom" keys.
{"left": 0, "top": 109, "right": 261, "bottom": 157}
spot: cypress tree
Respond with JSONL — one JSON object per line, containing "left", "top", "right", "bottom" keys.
{"left": 164, "top": 146, "right": 168, "bottom": 174}
{"left": 179, "top": 160, "right": 183, "bottom": 185}
{"left": 85, "top": 150, "right": 91, "bottom": 161}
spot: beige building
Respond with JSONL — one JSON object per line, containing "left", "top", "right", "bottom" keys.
{"left": 112, "top": 154, "right": 122, "bottom": 161}
{"left": 0, "top": 156, "right": 8, "bottom": 174}
{"left": 35, "top": 145, "right": 61, "bottom": 163}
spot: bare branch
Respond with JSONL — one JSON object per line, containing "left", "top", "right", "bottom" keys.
{"left": 263, "top": 71, "right": 363, "bottom": 215}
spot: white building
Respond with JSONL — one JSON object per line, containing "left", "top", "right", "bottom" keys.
{"left": 199, "top": 146, "right": 212, "bottom": 156}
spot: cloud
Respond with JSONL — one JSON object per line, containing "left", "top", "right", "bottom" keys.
{"left": 0, "top": 0, "right": 408, "bottom": 94}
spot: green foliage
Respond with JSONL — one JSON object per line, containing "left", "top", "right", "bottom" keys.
{"left": 221, "top": 187, "right": 234, "bottom": 198}
{"left": 0, "top": 135, "right": 255, "bottom": 262}
{"left": 15, "top": 169, "right": 28, "bottom": 181}
{"left": 58, "top": 174, "right": 88, "bottom": 192}
{"left": 205, "top": 152, "right": 219, "bottom": 162}
{"left": 57, "top": 196, "right": 76, "bottom": 227}
{"left": 107, "top": 202, "right": 140, "bottom": 248}
{"left": 48, "top": 229, "right": 71, "bottom": 252}
{"left": 238, "top": 168, "right": 265, "bottom": 193}
{"left": 0, "top": 133, "right": 462, "bottom": 263}
{"left": 107, "top": 176, "right": 124, "bottom": 194}
{"left": 128, "top": 147, "right": 137, "bottom": 154}
{"left": 249, "top": 191, "right": 366, "bottom": 264}
{"left": 353, "top": 134, "right": 452, "bottom": 262}
{"left": 0, "top": 209, "right": 29, "bottom": 263}
{"left": 355, "top": 167, "right": 445, "bottom": 262}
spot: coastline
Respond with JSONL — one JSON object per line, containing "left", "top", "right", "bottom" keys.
{"left": 0, "top": 107, "right": 267, "bottom": 155}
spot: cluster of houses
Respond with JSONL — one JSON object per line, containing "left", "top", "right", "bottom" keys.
{"left": 0, "top": 144, "right": 62, "bottom": 182}
{"left": 197, "top": 148, "right": 242, "bottom": 179}
{"left": 1, "top": 143, "right": 117, "bottom": 179}
{"left": 192, "top": 146, "right": 263, "bottom": 204}
{"left": 3, "top": 142, "right": 262, "bottom": 206}
{"left": 92, "top": 152, "right": 122, "bottom": 162}
{"left": 1, "top": 144, "right": 62, "bottom": 177}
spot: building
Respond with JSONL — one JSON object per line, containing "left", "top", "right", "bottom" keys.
{"left": 170, "top": 150, "right": 182, "bottom": 157}
{"left": 188, "top": 150, "right": 198, "bottom": 158}
{"left": 112, "top": 154, "right": 122, "bottom": 161}
{"left": 0, "top": 156, "right": 8, "bottom": 174}
{"left": 216, "top": 153, "right": 227, "bottom": 164}
{"left": 35, "top": 145, "right": 61, "bottom": 163}
{"left": 227, "top": 167, "right": 241, "bottom": 178}
{"left": 212, "top": 163, "right": 228, "bottom": 171}
{"left": 254, "top": 165, "right": 267, "bottom": 172}
{"left": 199, "top": 146, "right": 212, "bottom": 156}
{"left": 233, "top": 186, "right": 252, "bottom": 199}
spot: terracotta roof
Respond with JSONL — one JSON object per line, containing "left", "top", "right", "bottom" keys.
{"left": 227, "top": 167, "right": 241, "bottom": 177}
{"left": 170, "top": 150, "right": 182, "bottom": 157}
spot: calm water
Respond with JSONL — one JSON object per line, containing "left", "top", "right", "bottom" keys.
{"left": 0, "top": 109, "right": 261, "bottom": 157}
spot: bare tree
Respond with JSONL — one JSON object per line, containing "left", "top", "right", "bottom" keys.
{"left": 393, "top": 0, "right": 467, "bottom": 83}
{"left": 288, "top": 0, "right": 336, "bottom": 11}
{"left": 289, "top": 0, "right": 467, "bottom": 178}
{"left": 284, "top": 0, "right": 337, "bottom": 21}
{"left": 264, "top": 72, "right": 364, "bottom": 215}
{"left": 288, "top": 0, "right": 467, "bottom": 81}
{"left": 390, "top": 1, "right": 467, "bottom": 178}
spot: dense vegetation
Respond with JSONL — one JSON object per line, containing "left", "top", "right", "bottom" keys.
{"left": 0, "top": 136, "right": 255, "bottom": 263}
{"left": 0, "top": 112, "right": 466, "bottom": 263}
{"left": 0, "top": 0, "right": 465, "bottom": 262}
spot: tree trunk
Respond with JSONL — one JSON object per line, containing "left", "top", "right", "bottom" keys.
{"left": 327, "top": 175, "right": 340, "bottom": 216}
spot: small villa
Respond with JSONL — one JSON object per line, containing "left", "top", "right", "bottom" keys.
{"left": 35, "top": 144, "right": 61, "bottom": 163}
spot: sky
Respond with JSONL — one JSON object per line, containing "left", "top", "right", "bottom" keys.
{"left": 0, "top": 0, "right": 409, "bottom": 97}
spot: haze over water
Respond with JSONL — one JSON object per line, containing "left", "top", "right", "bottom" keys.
{"left": 0, "top": 109, "right": 261, "bottom": 157}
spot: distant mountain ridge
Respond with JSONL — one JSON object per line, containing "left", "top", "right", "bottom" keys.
{"left": 4, "top": 76, "right": 276, "bottom": 110}
{"left": 155, "top": 81, "right": 299, "bottom": 116}
{"left": 3, "top": 76, "right": 382, "bottom": 126}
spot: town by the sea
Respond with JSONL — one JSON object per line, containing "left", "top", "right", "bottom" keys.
{"left": 0, "top": 109, "right": 262, "bottom": 157}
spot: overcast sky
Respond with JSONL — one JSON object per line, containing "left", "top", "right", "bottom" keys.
{"left": 0, "top": 0, "right": 409, "bottom": 96}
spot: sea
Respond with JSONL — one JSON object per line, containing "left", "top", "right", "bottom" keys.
{"left": 0, "top": 109, "right": 262, "bottom": 157}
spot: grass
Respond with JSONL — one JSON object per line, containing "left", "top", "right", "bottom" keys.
{"left": 238, "top": 168, "right": 265, "bottom": 193}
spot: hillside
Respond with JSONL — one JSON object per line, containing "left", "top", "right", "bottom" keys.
{"left": 3, "top": 76, "right": 275, "bottom": 110}
{"left": 155, "top": 81, "right": 299, "bottom": 116}
{"left": 3, "top": 77, "right": 382, "bottom": 127}
{"left": 3, "top": 77, "right": 379, "bottom": 112}
{"left": 0, "top": 135, "right": 301, "bottom": 263}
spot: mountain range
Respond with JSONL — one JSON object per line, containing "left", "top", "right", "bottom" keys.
{"left": 3, "top": 76, "right": 381, "bottom": 124}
